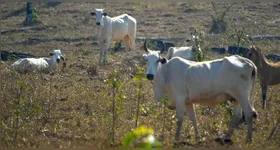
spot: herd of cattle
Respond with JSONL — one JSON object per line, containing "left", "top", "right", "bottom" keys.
{"left": 4, "top": 8, "right": 280, "bottom": 145}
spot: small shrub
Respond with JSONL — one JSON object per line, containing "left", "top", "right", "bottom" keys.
{"left": 104, "top": 69, "right": 126, "bottom": 144}
{"left": 24, "top": 2, "right": 40, "bottom": 26}
{"left": 122, "top": 126, "right": 163, "bottom": 148}
{"left": 189, "top": 28, "right": 205, "bottom": 61}
{"left": 226, "top": 23, "right": 250, "bottom": 47}
{"left": 132, "top": 67, "right": 147, "bottom": 127}
{"left": 31, "top": 8, "right": 38, "bottom": 23}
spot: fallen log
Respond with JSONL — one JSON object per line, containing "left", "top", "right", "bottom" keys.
{"left": 211, "top": 47, "right": 227, "bottom": 54}
{"left": 249, "top": 35, "right": 280, "bottom": 41}
{"left": 0, "top": 26, "right": 56, "bottom": 34}
{"left": 1, "top": 50, "right": 35, "bottom": 61}
{"left": 136, "top": 37, "right": 185, "bottom": 42}
{"left": 27, "top": 36, "right": 97, "bottom": 43}
{"left": 268, "top": 116, "right": 280, "bottom": 141}
{"left": 266, "top": 54, "right": 280, "bottom": 62}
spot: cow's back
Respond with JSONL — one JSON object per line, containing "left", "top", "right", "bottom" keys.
{"left": 111, "top": 14, "right": 136, "bottom": 41}
{"left": 168, "top": 47, "right": 194, "bottom": 60}
{"left": 167, "top": 56, "right": 254, "bottom": 101}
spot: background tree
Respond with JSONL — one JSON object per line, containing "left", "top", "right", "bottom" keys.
{"left": 24, "top": 2, "right": 38, "bottom": 26}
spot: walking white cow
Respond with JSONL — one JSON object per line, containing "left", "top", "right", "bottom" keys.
{"left": 143, "top": 39, "right": 257, "bottom": 145}
{"left": 90, "top": 8, "right": 137, "bottom": 65}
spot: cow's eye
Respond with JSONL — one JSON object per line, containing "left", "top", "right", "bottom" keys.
{"left": 248, "top": 53, "right": 252, "bottom": 57}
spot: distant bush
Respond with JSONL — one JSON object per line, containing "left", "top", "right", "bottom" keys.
{"left": 225, "top": 23, "right": 250, "bottom": 47}
{"left": 209, "top": 2, "right": 232, "bottom": 34}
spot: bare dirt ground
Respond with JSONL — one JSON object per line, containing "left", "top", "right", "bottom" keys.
{"left": 0, "top": 2, "right": 280, "bottom": 148}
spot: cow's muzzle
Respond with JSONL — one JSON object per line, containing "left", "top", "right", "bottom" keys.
{"left": 56, "top": 59, "right": 60, "bottom": 63}
{"left": 146, "top": 74, "right": 154, "bottom": 80}
{"left": 96, "top": 22, "right": 100, "bottom": 25}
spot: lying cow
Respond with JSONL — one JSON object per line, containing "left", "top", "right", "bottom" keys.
{"left": 12, "top": 49, "right": 65, "bottom": 74}
{"left": 90, "top": 8, "right": 137, "bottom": 65}
{"left": 143, "top": 39, "right": 257, "bottom": 144}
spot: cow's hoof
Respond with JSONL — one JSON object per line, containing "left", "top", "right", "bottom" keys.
{"left": 214, "top": 137, "right": 233, "bottom": 145}
{"left": 196, "top": 136, "right": 204, "bottom": 144}
{"left": 173, "top": 141, "right": 180, "bottom": 148}
{"left": 224, "top": 138, "right": 233, "bottom": 144}
{"left": 167, "top": 105, "right": 176, "bottom": 110}
{"left": 246, "top": 138, "right": 252, "bottom": 143}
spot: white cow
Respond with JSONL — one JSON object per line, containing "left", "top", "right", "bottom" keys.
{"left": 143, "top": 41, "right": 257, "bottom": 144}
{"left": 90, "top": 8, "right": 137, "bottom": 65}
{"left": 12, "top": 49, "right": 65, "bottom": 73}
{"left": 165, "top": 32, "right": 203, "bottom": 61}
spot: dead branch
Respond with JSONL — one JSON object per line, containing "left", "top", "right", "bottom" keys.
{"left": 268, "top": 116, "right": 280, "bottom": 141}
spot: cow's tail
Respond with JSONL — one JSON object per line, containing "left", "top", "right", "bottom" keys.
{"left": 251, "top": 65, "right": 257, "bottom": 111}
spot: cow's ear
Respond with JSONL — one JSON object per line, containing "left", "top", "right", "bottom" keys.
{"left": 49, "top": 52, "right": 54, "bottom": 56}
{"left": 90, "top": 12, "right": 95, "bottom": 16}
{"left": 160, "top": 58, "right": 167, "bottom": 64}
{"left": 103, "top": 12, "right": 108, "bottom": 16}
{"left": 61, "top": 55, "right": 65, "bottom": 61}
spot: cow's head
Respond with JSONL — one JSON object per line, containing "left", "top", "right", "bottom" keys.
{"left": 90, "top": 8, "right": 108, "bottom": 26}
{"left": 247, "top": 46, "right": 263, "bottom": 68}
{"left": 49, "top": 49, "right": 65, "bottom": 64}
{"left": 143, "top": 39, "right": 166, "bottom": 81}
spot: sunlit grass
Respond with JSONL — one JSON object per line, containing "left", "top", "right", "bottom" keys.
{"left": 1, "top": 2, "right": 279, "bottom": 148}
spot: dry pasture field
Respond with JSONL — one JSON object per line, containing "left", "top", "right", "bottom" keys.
{"left": 0, "top": 2, "right": 280, "bottom": 148}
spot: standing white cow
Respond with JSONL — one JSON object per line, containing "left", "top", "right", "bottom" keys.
{"left": 165, "top": 32, "right": 203, "bottom": 61}
{"left": 90, "top": 8, "right": 137, "bottom": 65}
{"left": 143, "top": 40, "right": 257, "bottom": 144}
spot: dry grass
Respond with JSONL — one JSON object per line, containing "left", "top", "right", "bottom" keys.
{"left": 1, "top": 2, "right": 280, "bottom": 148}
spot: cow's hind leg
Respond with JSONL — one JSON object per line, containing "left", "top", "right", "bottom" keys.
{"left": 185, "top": 104, "right": 200, "bottom": 142}
{"left": 224, "top": 100, "right": 242, "bottom": 144}
{"left": 240, "top": 99, "right": 255, "bottom": 142}
{"left": 228, "top": 94, "right": 255, "bottom": 142}
{"left": 123, "top": 35, "right": 132, "bottom": 51}
{"left": 129, "top": 35, "right": 135, "bottom": 51}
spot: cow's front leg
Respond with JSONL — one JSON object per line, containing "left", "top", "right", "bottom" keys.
{"left": 99, "top": 49, "right": 104, "bottom": 65}
{"left": 103, "top": 39, "right": 111, "bottom": 65}
{"left": 99, "top": 40, "right": 105, "bottom": 65}
{"left": 174, "top": 96, "right": 186, "bottom": 145}
{"left": 185, "top": 104, "right": 200, "bottom": 142}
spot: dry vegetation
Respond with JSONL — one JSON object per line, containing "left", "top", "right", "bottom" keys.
{"left": 1, "top": 2, "right": 280, "bottom": 148}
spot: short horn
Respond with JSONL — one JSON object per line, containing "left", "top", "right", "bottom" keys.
{"left": 144, "top": 39, "right": 150, "bottom": 52}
